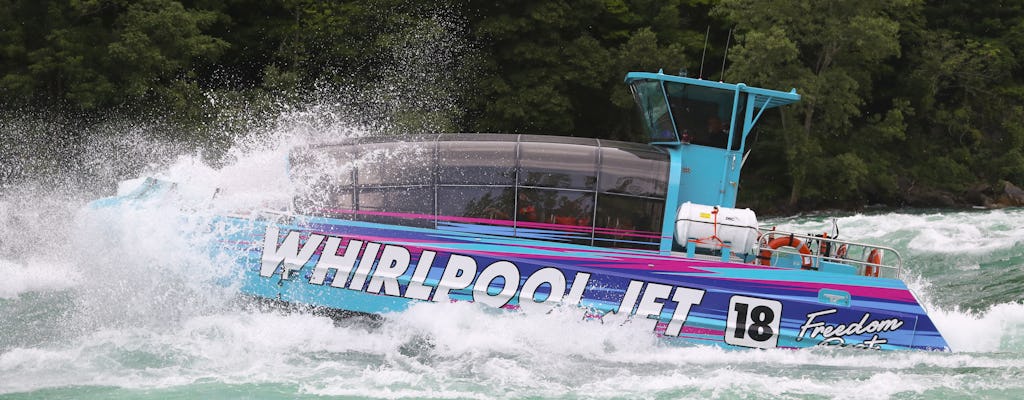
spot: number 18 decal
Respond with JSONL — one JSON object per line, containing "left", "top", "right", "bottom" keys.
{"left": 726, "top": 295, "right": 783, "bottom": 349}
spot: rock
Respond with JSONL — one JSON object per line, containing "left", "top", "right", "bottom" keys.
{"left": 964, "top": 183, "right": 992, "bottom": 206}
{"left": 903, "top": 186, "right": 958, "bottom": 208}
{"left": 1003, "top": 181, "right": 1024, "bottom": 206}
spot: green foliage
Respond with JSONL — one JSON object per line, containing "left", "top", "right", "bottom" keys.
{"left": 464, "top": 0, "right": 713, "bottom": 138}
{"left": 1, "top": 0, "right": 227, "bottom": 112}
{"left": 1, "top": 0, "right": 1022, "bottom": 211}
{"left": 714, "top": 0, "right": 912, "bottom": 208}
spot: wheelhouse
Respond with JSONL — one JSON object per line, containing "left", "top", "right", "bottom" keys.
{"left": 626, "top": 71, "right": 800, "bottom": 208}
{"left": 290, "top": 134, "right": 671, "bottom": 251}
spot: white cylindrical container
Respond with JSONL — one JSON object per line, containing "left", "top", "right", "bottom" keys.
{"left": 675, "top": 202, "right": 759, "bottom": 254}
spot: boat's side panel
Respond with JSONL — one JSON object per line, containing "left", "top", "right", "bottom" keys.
{"left": 215, "top": 214, "right": 948, "bottom": 351}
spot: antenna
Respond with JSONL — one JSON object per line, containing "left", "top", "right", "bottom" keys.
{"left": 720, "top": 27, "right": 733, "bottom": 82}
{"left": 698, "top": 25, "right": 710, "bottom": 79}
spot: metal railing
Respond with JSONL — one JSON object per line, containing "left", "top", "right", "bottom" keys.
{"left": 756, "top": 230, "right": 903, "bottom": 279}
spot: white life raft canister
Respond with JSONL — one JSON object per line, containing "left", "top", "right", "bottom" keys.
{"left": 675, "top": 202, "right": 759, "bottom": 254}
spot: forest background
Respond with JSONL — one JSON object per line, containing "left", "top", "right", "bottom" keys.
{"left": 2, "top": 0, "right": 1022, "bottom": 213}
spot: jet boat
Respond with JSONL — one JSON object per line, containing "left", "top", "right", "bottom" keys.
{"left": 93, "top": 71, "right": 949, "bottom": 351}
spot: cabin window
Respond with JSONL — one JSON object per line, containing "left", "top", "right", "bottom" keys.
{"left": 664, "top": 82, "right": 746, "bottom": 150}
{"left": 356, "top": 141, "right": 435, "bottom": 187}
{"left": 295, "top": 184, "right": 356, "bottom": 219}
{"left": 519, "top": 138, "right": 598, "bottom": 190}
{"left": 321, "top": 188, "right": 355, "bottom": 219}
{"left": 355, "top": 188, "right": 385, "bottom": 213}
{"left": 289, "top": 135, "right": 670, "bottom": 250}
{"left": 593, "top": 194, "right": 664, "bottom": 250}
{"left": 515, "top": 188, "right": 594, "bottom": 245}
{"left": 599, "top": 144, "right": 669, "bottom": 197}
{"left": 438, "top": 135, "right": 516, "bottom": 185}
{"left": 437, "top": 186, "right": 515, "bottom": 221}
{"left": 356, "top": 187, "right": 435, "bottom": 228}
{"left": 290, "top": 146, "right": 357, "bottom": 218}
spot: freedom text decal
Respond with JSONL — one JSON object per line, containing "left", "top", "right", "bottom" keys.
{"left": 797, "top": 308, "right": 906, "bottom": 350}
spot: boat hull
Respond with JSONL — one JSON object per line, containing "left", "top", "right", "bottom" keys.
{"left": 215, "top": 213, "right": 949, "bottom": 351}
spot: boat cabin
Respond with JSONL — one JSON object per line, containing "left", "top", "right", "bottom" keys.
{"left": 290, "top": 71, "right": 801, "bottom": 257}
{"left": 291, "top": 134, "right": 671, "bottom": 251}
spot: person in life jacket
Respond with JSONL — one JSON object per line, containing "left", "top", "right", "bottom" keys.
{"left": 704, "top": 115, "right": 730, "bottom": 148}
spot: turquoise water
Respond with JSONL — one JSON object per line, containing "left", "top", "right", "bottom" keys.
{"left": 3, "top": 180, "right": 1024, "bottom": 399}
{"left": 2, "top": 117, "right": 1024, "bottom": 398}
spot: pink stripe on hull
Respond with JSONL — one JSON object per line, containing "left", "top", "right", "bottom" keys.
{"left": 317, "top": 208, "right": 664, "bottom": 239}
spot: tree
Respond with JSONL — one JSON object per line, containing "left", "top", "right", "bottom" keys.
{"left": 0, "top": 0, "right": 227, "bottom": 112}
{"left": 714, "top": 0, "right": 913, "bottom": 208}
{"left": 464, "top": 0, "right": 715, "bottom": 139}
{"left": 901, "top": 1, "right": 1024, "bottom": 192}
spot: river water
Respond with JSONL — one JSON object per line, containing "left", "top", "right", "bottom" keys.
{"left": 3, "top": 124, "right": 1024, "bottom": 399}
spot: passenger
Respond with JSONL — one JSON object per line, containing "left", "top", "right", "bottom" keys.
{"left": 517, "top": 192, "right": 538, "bottom": 222}
{"left": 554, "top": 215, "right": 577, "bottom": 225}
{"left": 704, "top": 116, "right": 730, "bottom": 149}
{"left": 519, "top": 204, "right": 537, "bottom": 222}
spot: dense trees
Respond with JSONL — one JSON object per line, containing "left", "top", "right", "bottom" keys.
{"left": 0, "top": 0, "right": 227, "bottom": 110}
{"left": 716, "top": 0, "right": 911, "bottom": 208}
{"left": 1, "top": 0, "right": 1022, "bottom": 211}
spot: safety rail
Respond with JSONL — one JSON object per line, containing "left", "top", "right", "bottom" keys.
{"left": 756, "top": 231, "right": 903, "bottom": 279}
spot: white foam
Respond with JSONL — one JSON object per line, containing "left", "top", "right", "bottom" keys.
{"left": 0, "top": 258, "right": 80, "bottom": 299}
{"left": 4, "top": 298, "right": 1024, "bottom": 397}
{"left": 766, "top": 209, "right": 1024, "bottom": 255}
{"left": 928, "top": 302, "right": 1024, "bottom": 353}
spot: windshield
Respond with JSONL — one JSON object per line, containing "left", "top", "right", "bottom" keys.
{"left": 629, "top": 80, "right": 678, "bottom": 142}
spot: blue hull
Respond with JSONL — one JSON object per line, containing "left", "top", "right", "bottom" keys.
{"left": 212, "top": 214, "right": 948, "bottom": 351}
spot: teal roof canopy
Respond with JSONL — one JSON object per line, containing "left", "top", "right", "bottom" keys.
{"left": 625, "top": 71, "right": 800, "bottom": 109}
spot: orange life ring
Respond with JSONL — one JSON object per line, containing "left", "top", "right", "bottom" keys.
{"left": 864, "top": 249, "right": 883, "bottom": 277}
{"left": 759, "top": 237, "right": 813, "bottom": 269}
{"left": 836, "top": 244, "right": 849, "bottom": 259}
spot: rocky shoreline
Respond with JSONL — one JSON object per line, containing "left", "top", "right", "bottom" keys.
{"left": 903, "top": 181, "right": 1024, "bottom": 209}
